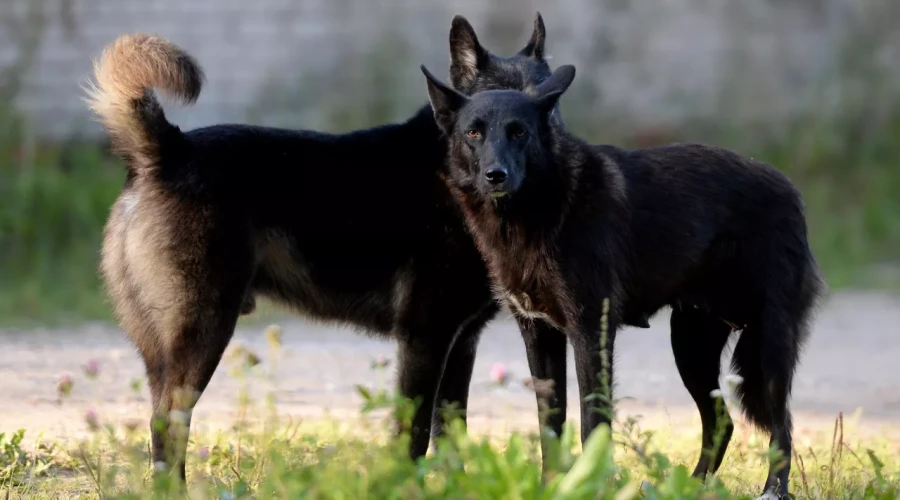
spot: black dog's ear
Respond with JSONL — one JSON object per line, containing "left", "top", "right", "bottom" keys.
{"left": 449, "top": 15, "right": 490, "bottom": 89}
{"left": 535, "top": 64, "right": 576, "bottom": 97}
{"left": 536, "top": 90, "right": 565, "bottom": 117}
{"left": 535, "top": 65, "right": 576, "bottom": 117}
{"left": 518, "top": 12, "right": 546, "bottom": 60}
{"left": 422, "top": 65, "right": 469, "bottom": 133}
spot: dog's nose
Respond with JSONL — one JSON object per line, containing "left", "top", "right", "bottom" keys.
{"left": 485, "top": 166, "right": 508, "bottom": 185}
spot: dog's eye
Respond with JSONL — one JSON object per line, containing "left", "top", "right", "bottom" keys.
{"left": 512, "top": 127, "right": 527, "bottom": 139}
{"left": 466, "top": 129, "right": 481, "bottom": 139}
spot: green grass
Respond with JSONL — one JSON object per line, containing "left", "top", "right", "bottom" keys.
{"left": 6, "top": 416, "right": 900, "bottom": 499}
{"left": 1, "top": 344, "right": 898, "bottom": 500}
{"left": 0, "top": 139, "right": 123, "bottom": 326}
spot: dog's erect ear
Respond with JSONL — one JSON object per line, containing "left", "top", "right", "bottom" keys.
{"left": 518, "top": 12, "right": 546, "bottom": 60}
{"left": 422, "top": 65, "right": 469, "bottom": 133}
{"left": 535, "top": 64, "right": 576, "bottom": 98}
{"left": 535, "top": 65, "right": 576, "bottom": 117}
{"left": 449, "top": 15, "right": 490, "bottom": 89}
{"left": 536, "top": 91, "right": 565, "bottom": 117}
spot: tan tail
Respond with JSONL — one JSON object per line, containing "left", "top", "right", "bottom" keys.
{"left": 84, "top": 34, "right": 204, "bottom": 175}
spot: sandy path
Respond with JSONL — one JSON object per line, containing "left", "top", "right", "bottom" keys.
{"left": 1, "top": 291, "right": 899, "bottom": 444}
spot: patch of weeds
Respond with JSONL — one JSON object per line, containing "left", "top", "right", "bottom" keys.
{"left": 0, "top": 429, "right": 57, "bottom": 488}
{"left": 1, "top": 322, "right": 898, "bottom": 499}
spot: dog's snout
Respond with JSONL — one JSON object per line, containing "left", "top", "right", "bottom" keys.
{"left": 485, "top": 166, "right": 508, "bottom": 185}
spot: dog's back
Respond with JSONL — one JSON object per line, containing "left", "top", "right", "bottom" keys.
{"left": 590, "top": 143, "right": 824, "bottom": 326}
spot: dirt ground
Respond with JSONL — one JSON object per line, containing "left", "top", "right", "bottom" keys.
{"left": 2, "top": 291, "right": 899, "bottom": 445}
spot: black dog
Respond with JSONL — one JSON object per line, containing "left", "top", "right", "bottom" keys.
{"left": 423, "top": 63, "right": 824, "bottom": 497}
{"left": 84, "top": 14, "right": 565, "bottom": 479}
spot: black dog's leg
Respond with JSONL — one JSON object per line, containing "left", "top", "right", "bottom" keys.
{"left": 732, "top": 313, "right": 801, "bottom": 497}
{"left": 670, "top": 308, "right": 734, "bottom": 478}
{"left": 763, "top": 408, "right": 794, "bottom": 499}
{"left": 396, "top": 328, "right": 457, "bottom": 460}
{"left": 760, "top": 305, "right": 800, "bottom": 498}
{"left": 517, "top": 318, "right": 568, "bottom": 463}
{"left": 431, "top": 302, "right": 499, "bottom": 441}
{"left": 570, "top": 316, "right": 618, "bottom": 444}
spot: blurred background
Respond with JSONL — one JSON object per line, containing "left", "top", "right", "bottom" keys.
{"left": 1, "top": 0, "right": 900, "bottom": 445}
{"left": 1, "top": 0, "right": 899, "bottom": 324}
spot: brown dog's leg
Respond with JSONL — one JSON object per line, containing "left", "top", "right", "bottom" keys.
{"left": 151, "top": 305, "right": 241, "bottom": 481}
{"left": 144, "top": 217, "right": 254, "bottom": 481}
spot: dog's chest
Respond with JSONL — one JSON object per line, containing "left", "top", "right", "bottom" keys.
{"left": 501, "top": 285, "right": 569, "bottom": 330}
{"left": 475, "top": 223, "right": 572, "bottom": 329}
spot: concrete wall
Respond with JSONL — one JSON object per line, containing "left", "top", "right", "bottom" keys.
{"left": 1, "top": 0, "right": 897, "bottom": 139}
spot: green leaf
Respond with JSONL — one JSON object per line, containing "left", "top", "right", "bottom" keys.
{"left": 355, "top": 385, "right": 372, "bottom": 402}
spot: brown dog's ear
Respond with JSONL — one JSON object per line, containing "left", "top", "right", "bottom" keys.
{"left": 518, "top": 12, "right": 546, "bottom": 60}
{"left": 422, "top": 65, "right": 469, "bottom": 133}
{"left": 449, "top": 15, "right": 490, "bottom": 90}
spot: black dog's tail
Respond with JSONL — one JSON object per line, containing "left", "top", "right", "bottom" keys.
{"left": 84, "top": 34, "right": 204, "bottom": 176}
{"left": 730, "top": 248, "right": 825, "bottom": 431}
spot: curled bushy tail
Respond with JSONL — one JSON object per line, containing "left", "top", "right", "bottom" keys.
{"left": 84, "top": 33, "right": 204, "bottom": 175}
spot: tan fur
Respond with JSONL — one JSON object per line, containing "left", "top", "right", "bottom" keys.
{"left": 455, "top": 49, "right": 479, "bottom": 82}
{"left": 101, "top": 183, "right": 194, "bottom": 354}
{"left": 84, "top": 33, "right": 203, "bottom": 173}
{"left": 391, "top": 264, "right": 415, "bottom": 326}
{"left": 255, "top": 230, "right": 320, "bottom": 313}
{"left": 121, "top": 195, "right": 182, "bottom": 344}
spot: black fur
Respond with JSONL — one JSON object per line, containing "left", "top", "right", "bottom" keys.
{"left": 424, "top": 64, "right": 825, "bottom": 498}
